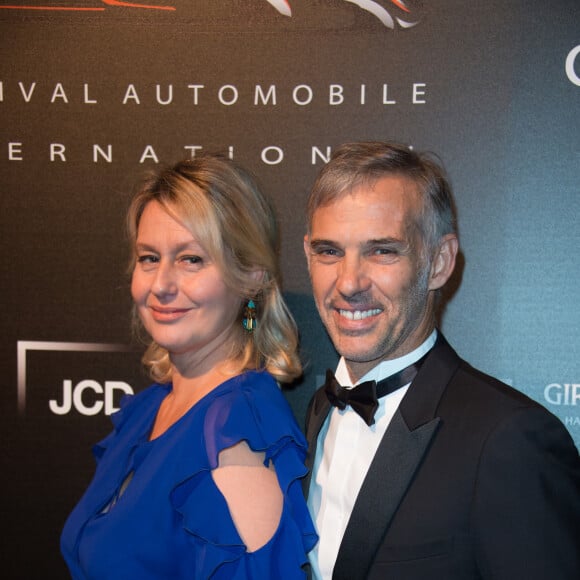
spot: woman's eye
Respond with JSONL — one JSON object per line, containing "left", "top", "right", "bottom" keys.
{"left": 137, "top": 254, "right": 158, "bottom": 264}
{"left": 180, "top": 255, "right": 203, "bottom": 266}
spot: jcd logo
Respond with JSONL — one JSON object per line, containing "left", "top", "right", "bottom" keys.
{"left": 49, "top": 379, "right": 133, "bottom": 416}
{"left": 17, "top": 340, "right": 137, "bottom": 415}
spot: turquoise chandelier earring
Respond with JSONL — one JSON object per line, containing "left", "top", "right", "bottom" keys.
{"left": 242, "top": 299, "right": 257, "bottom": 332}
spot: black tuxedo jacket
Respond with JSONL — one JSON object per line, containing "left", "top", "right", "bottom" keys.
{"left": 305, "top": 334, "right": 580, "bottom": 579}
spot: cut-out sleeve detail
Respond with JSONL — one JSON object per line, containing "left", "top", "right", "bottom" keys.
{"left": 213, "top": 442, "right": 283, "bottom": 552}
{"left": 170, "top": 372, "right": 317, "bottom": 578}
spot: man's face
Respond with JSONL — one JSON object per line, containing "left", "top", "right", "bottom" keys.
{"left": 304, "top": 175, "right": 436, "bottom": 381}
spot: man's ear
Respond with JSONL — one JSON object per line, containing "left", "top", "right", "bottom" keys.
{"left": 303, "top": 235, "right": 311, "bottom": 268}
{"left": 429, "top": 234, "right": 458, "bottom": 291}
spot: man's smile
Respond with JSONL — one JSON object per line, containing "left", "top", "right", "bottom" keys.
{"left": 337, "top": 308, "right": 382, "bottom": 321}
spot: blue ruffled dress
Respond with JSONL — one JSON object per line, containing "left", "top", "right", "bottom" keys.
{"left": 61, "top": 370, "right": 318, "bottom": 579}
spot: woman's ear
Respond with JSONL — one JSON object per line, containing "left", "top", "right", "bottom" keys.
{"left": 429, "top": 234, "right": 458, "bottom": 291}
{"left": 249, "top": 269, "right": 265, "bottom": 284}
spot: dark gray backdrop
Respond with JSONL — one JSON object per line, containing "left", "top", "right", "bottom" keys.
{"left": 1, "top": 1, "right": 579, "bottom": 577}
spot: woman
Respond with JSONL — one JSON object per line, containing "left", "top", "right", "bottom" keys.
{"left": 61, "top": 154, "right": 317, "bottom": 579}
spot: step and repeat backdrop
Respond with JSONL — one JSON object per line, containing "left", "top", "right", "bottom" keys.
{"left": 1, "top": 1, "right": 579, "bottom": 576}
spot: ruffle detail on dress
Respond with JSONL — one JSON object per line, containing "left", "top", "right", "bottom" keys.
{"left": 199, "top": 372, "right": 308, "bottom": 469}
{"left": 170, "top": 443, "right": 317, "bottom": 579}
{"left": 169, "top": 371, "right": 317, "bottom": 578}
{"left": 92, "top": 385, "right": 168, "bottom": 461}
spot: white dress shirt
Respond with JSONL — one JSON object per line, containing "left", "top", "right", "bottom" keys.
{"left": 307, "top": 331, "right": 437, "bottom": 580}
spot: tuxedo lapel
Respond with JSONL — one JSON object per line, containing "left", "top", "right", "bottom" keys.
{"left": 332, "top": 334, "right": 461, "bottom": 580}
{"left": 333, "top": 410, "right": 441, "bottom": 580}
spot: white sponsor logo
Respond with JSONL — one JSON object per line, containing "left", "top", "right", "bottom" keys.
{"left": 544, "top": 383, "right": 580, "bottom": 406}
{"left": 17, "top": 340, "right": 135, "bottom": 415}
{"left": 49, "top": 379, "right": 133, "bottom": 416}
{"left": 565, "top": 45, "right": 580, "bottom": 86}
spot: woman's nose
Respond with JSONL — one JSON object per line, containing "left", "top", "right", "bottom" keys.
{"left": 152, "top": 262, "right": 178, "bottom": 298}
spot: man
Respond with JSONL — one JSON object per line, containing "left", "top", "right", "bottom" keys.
{"left": 303, "top": 141, "right": 580, "bottom": 579}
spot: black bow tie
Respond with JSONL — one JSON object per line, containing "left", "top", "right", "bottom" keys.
{"left": 324, "top": 354, "right": 428, "bottom": 426}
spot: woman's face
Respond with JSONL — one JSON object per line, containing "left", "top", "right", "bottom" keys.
{"left": 131, "top": 201, "right": 242, "bottom": 361}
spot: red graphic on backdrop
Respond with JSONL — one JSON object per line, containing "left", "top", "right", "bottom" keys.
{"left": 0, "top": 0, "right": 419, "bottom": 28}
{"left": 267, "top": 0, "right": 419, "bottom": 28}
{"left": 0, "top": 0, "right": 175, "bottom": 11}
{"left": 266, "top": 0, "right": 291, "bottom": 17}
{"left": 345, "top": 0, "right": 418, "bottom": 28}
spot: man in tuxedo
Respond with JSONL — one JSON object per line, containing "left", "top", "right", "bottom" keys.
{"left": 303, "top": 141, "right": 580, "bottom": 579}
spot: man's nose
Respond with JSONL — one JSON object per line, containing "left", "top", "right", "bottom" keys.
{"left": 335, "top": 254, "right": 371, "bottom": 297}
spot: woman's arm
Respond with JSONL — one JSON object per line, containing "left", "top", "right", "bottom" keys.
{"left": 212, "top": 440, "right": 284, "bottom": 552}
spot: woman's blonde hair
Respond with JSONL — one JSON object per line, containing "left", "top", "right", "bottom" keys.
{"left": 127, "top": 154, "right": 302, "bottom": 384}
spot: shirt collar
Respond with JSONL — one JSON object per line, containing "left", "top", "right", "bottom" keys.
{"left": 335, "top": 329, "right": 437, "bottom": 388}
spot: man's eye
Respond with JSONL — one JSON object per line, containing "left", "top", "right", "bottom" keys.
{"left": 311, "top": 248, "right": 343, "bottom": 264}
{"left": 369, "top": 247, "right": 401, "bottom": 263}
{"left": 312, "top": 247, "right": 342, "bottom": 261}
